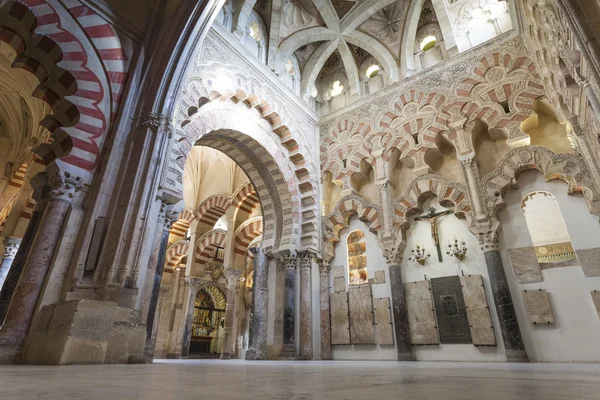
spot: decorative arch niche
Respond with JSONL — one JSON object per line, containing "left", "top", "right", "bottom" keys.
{"left": 347, "top": 229, "right": 367, "bottom": 285}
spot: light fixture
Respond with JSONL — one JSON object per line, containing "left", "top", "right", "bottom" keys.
{"left": 330, "top": 80, "right": 344, "bottom": 97}
{"left": 419, "top": 35, "right": 437, "bottom": 51}
{"left": 365, "top": 64, "right": 380, "bottom": 78}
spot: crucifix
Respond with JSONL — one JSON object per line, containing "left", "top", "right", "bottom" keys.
{"left": 414, "top": 207, "right": 453, "bottom": 262}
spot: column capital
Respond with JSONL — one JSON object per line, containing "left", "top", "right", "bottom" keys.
{"left": 471, "top": 219, "right": 501, "bottom": 252}
{"left": 184, "top": 276, "right": 203, "bottom": 290}
{"left": 383, "top": 246, "right": 404, "bottom": 267}
{"left": 317, "top": 259, "right": 331, "bottom": 276}
{"left": 141, "top": 113, "right": 167, "bottom": 134}
{"left": 31, "top": 167, "right": 84, "bottom": 204}
{"left": 278, "top": 252, "right": 297, "bottom": 270}
{"left": 225, "top": 268, "right": 243, "bottom": 285}
{"left": 298, "top": 251, "right": 314, "bottom": 270}
{"left": 3, "top": 237, "right": 20, "bottom": 258}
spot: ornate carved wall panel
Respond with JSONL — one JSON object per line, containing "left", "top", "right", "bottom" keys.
{"left": 373, "top": 297, "right": 394, "bottom": 346}
{"left": 460, "top": 275, "right": 496, "bottom": 346}
{"left": 431, "top": 276, "right": 472, "bottom": 344}
{"left": 330, "top": 292, "right": 350, "bottom": 344}
{"left": 405, "top": 280, "right": 439, "bottom": 345}
{"left": 523, "top": 289, "right": 554, "bottom": 324}
{"left": 348, "top": 285, "right": 375, "bottom": 344}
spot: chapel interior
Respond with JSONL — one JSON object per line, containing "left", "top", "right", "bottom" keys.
{"left": 1, "top": 0, "right": 600, "bottom": 397}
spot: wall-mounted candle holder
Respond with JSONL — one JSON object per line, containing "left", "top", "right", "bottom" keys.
{"left": 408, "top": 245, "right": 431, "bottom": 266}
{"left": 446, "top": 239, "right": 467, "bottom": 261}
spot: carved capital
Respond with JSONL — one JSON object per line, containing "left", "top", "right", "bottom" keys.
{"left": 476, "top": 231, "right": 499, "bottom": 252}
{"left": 298, "top": 251, "right": 313, "bottom": 270}
{"left": 383, "top": 246, "right": 404, "bottom": 267}
{"left": 461, "top": 157, "right": 477, "bottom": 170}
{"left": 142, "top": 113, "right": 166, "bottom": 134}
{"left": 225, "top": 268, "right": 243, "bottom": 286}
{"left": 318, "top": 259, "right": 331, "bottom": 277}
{"left": 31, "top": 169, "right": 84, "bottom": 204}
{"left": 278, "top": 253, "right": 297, "bottom": 270}
{"left": 3, "top": 237, "right": 20, "bottom": 258}
{"left": 185, "top": 276, "right": 203, "bottom": 290}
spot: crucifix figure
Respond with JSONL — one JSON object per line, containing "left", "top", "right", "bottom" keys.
{"left": 414, "top": 207, "right": 453, "bottom": 262}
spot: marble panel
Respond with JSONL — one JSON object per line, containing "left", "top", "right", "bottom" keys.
{"left": 591, "top": 290, "right": 600, "bottom": 319}
{"left": 373, "top": 298, "right": 394, "bottom": 345}
{"left": 576, "top": 248, "right": 600, "bottom": 277}
{"left": 404, "top": 280, "right": 439, "bottom": 345}
{"left": 460, "top": 275, "right": 496, "bottom": 346}
{"left": 431, "top": 276, "right": 472, "bottom": 344}
{"left": 333, "top": 266, "right": 345, "bottom": 278}
{"left": 333, "top": 277, "right": 346, "bottom": 293}
{"left": 330, "top": 292, "right": 350, "bottom": 345}
{"left": 348, "top": 285, "right": 375, "bottom": 344}
{"left": 523, "top": 289, "right": 554, "bottom": 324}
{"left": 374, "top": 270, "right": 386, "bottom": 284}
{"left": 508, "top": 247, "right": 542, "bottom": 283}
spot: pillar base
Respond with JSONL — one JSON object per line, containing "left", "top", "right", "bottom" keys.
{"left": 21, "top": 299, "right": 146, "bottom": 365}
{"left": 506, "top": 349, "right": 529, "bottom": 362}
{"left": 220, "top": 352, "right": 233, "bottom": 360}
{"left": 0, "top": 345, "right": 19, "bottom": 364}
{"left": 397, "top": 352, "right": 415, "bottom": 361}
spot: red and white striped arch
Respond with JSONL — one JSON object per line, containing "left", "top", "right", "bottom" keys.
{"left": 232, "top": 182, "right": 260, "bottom": 215}
{"left": 195, "top": 194, "right": 231, "bottom": 227}
{"left": 169, "top": 209, "right": 195, "bottom": 241}
{"left": 194, "top": 229, "right": 227, "bottom": 265}
{"left": 233, "top": 217, "right": 263, "bottom": 256}
{"left": 165, "top": 240, "right": 190, "bottom": 270}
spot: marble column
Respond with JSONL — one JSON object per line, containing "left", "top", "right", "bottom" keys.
{"left": 318, "top": 260, "right": 332, "bottom": 360}
{"left": 221, "top": 269, "right": 242, "bottom": 359}
{"left": 273, "top": 257, "right": 285, "bottom": 355}
{"left": 246, "top": 248, "right": 269, "bottom": 360}
{"left": 385, "top": 251, "right": 414, "bottom": 361}
{"left": 479, "top": 232, "right": 528, "bottom": 362}
{"left": 461, "top": 157, "right": 487, "bottom": 221}
{"left": 0, "top": 238, "right": 20, "bottom": 292}
{"left": 0, "top": 208, "right": 44, "bottom": 325}
{"left": 180, "top": 277, "right": 202, "bottom": 358}
{"left": 281, "top": 253, "right": 297, "bottom": 357}
{"left": 143, "top": 203, "right": 176, "bottom": 360}
{"left": 299, "top": 251, "right": 313, "bottom": 360}
{"left": 0, "top": 172, "right": 78, "bottom": 363}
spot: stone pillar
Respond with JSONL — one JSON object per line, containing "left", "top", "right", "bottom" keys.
{"left": 0, "top": 208, "right": 44, "bottom": 325}
{"left": 246, "top": 247, "right": 269, "bottom": 360}
{"left": 0, "top": 238, "right": 20, "bottom": 291}
{"left": 221, "top": 268, "right": 242, "bottom": 359}
{"left": 299, "top": 251, "right": 313, "bottom": 360}
{"left": 281, "top": 253, "right": 297, "bottom": 357}
{"left": 0, "top": 169, "right": 79, "bottom": 363}
{"left": 384, "top": 250, "right": 414, "bottom": 361}
{"left": 273, "top": 257, "right": 285, "bottom": 356}
{"left": 374, "top": 153, "right": 393, "bottom": 238}
{"left": 478, "top": 231, "right": 528, "bottom": 362}
{"left": 180, "top": 277, "right": 202, "bottom": 358}
{"left": 318, "top": 260, "right": 332, "bottom": 360}
{"left": 143, "top": 202, "right": 176, "bottom": 361}
{"left": 460, "top": 157, "right": 487, "bottom": 221}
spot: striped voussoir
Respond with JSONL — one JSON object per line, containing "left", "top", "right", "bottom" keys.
{"left": 232, "top": 182, "right": 260, "bottom": 215}
{"left": 169, "top": 209, "right": 195, "bottom": 240}
{"left": 195, "top": 229, "right": 227, "bottom": 266}
{"left": 165, "top": 240, "right": 190, "bottom": 270}
{"left": 233, "top": 217, "right": 263, "bottom": 256}
{"left": 0, "top": 160, "right": 30, "bottom": 227}
{"left": 195, "top": 194, "right": 231, "bottom": 227}
{"left": 325, "top": 196, "right": 381, "bottom": 241}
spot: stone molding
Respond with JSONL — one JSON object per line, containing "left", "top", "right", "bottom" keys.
{"left": 2, "top": 238, "right": 20, "bottom": 259}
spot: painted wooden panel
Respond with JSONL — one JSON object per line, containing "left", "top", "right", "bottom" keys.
{"left": 330, "top": 292, "right": 350, "bottom": 345}
{"left": 374, "top": 297, "right": 394, "bottom": 345}
{"left": 348, "top": 285, "right": 375, "bottom": 344}
{"left": 460, "top": 275, "right": 496, "bottom": 346}
{"left": 405, "top": 280, "right": 439, "bottom": 345}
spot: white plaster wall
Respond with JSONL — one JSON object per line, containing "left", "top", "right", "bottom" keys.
{"left": 499, "top": 171, "right": 600, "bottom": 362}
{"left": 330, "top": 218, "right": 398, "bottom": 360}
{"left": 402, "top": 200, "right": 506, "bottom": 361}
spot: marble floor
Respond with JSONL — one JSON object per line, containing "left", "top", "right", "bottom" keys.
{"left": 0, "top": 360, "right": 599, "bottom": 399}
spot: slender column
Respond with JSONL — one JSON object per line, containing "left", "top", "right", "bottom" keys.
{"left": 461, "top": 157, "right": 487, "bottom": 221}
{"left": 0, "top": 208, "right": 44, "bottom": 325}
{"left": 180, "top": 277, "right": 202, "bottom": 358}
{"left": 281, "top": 253, "right": 297, "bottom": 356}
{"left": 0, "top": 169, "right": 80, "bottom": 363}
{"left": 246, "top": 247, "right": 269, "bottom": 360}
{"left": 0, "top": 238, "right": 20, "bottom": 291}
{"left": 299, "top": 251, "right": 313, "bottom": 360}
{"left": 374, "top": 153, "right": 393, "bottom": 238}
{"left": 273, "top": 257, "right": 285, "bottom": 355}
{"left": 221, "top": 268, "right": 242, "bottom": 359}
{"left": 384, "top": 250, "right": 414, "bottom": 361}
{"left": 318, "top": 260, "right": 332, "bottom": 360}
{"left": 478, "top": 231, "right": 528, "bottom": 362}
{"left": 143, "top": 202, "right": 176, "bottom": 360}
{"left": 167, "top": 268, "right": 184, "bottom": 358}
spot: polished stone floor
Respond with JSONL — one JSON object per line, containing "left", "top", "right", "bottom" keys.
{"left": 1, "top": 360, "right": 599, "bottom": 399}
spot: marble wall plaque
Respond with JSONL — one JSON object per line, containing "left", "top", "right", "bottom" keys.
{"left": 373, "top": 297, "right": 394, "bottom": 345}
{"left": 523, "top": 289, "right": 554, "bottom": 324}
{"left": 404, "top": 280, "right": 439, "bottom": 345}
{"left": 330, "top": 292, "right": 350, "bottom": 345}
{"left": 460, "top": 275, "right": 496, "bottom": 346}
{"left": 374, "top": 270, "right": 386, "bottom": 284}
{"left": 348, "top": 285, "right": 375, "bottom": 344}
{"left": 333, "top": 266, "right": 345, "bottom": 278}
{"left": 576, "top": 248, "right": 600, "bottom": 277}
{"left": 592, "top": 291, "right": 600, "bottom": 319}
{"left": 431, "top": 276, "right": 472, "bottom": 344}
{"left": 333, "top": 277, "right": 346, "bottom": 293}
{"left": 508, "top": 247, "right": 542, "bottom": 283}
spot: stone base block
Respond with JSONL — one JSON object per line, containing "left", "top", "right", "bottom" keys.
{"left": 22, "top": 300, "right": 146, "bottom": 365}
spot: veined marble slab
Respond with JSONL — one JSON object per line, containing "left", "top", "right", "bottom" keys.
{"left": 508, "top": 247, "right": 542, "bottom": 283}
{"left": 523, "top": 289, "right": 554, "bottom": 324}
{"left": 348, "top": 285, "right": 375, "bottom": 344}
{"left": 373, "top": 297, "right": 394, "bottom": 346}
{"left": 576, "top": 248, "right": 600, "bottom": 277}
{"left": 460, "top": 275, "right": 496, "bottom": 346}
{"left": 591, "top": 290, "right": 600, "bottom": 319}
{"left": 333, "top": 277, "right": 346, "bottom": 293}
{"left": 405, "top": 280, "right": 439, "bottom": 345}
{"left": 330, "top": 292, "right": 350, "bottom": 345}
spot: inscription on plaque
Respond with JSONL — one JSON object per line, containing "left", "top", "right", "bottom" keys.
{"left": 374, "top": 297, "right": 394, "bottom": 345}
{"left": 431, "top": 276, "right": 472, "bottom": 344}
{"left": 330, "top": 292, "right": 350, "bottom": 345}
{"left": 460, "top": 275, "right": 496, "bottom": 346}
{"left": 404, "top": 280, "right": 439, "bottom": 345}
{"left": 348, "top": 285, "right": 375, "bottom": 344}
{"left": 523, "top": 289, "right": 554, "bottom": 324}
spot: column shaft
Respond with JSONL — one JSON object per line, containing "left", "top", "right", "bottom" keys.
{"left": 0, "top": 239, "right": 20, "bottom": 292}
{"left": 180, "top": 278, "right": 201, "bottom": 358}
{"left": 282, "top": 256, "right": 297, "bottom": 355}
{"left": 299, "top": 252, "right": 312, "bottom": 360}
{"left": 246, "top": 248, "right": 269, "bottom": 360}
{"left": 319, "top": 263, "right": 332, "bottom": 360}
{"left": 221, "top": 269, "right": 241, "bottom": 359}
{"left": 388, "top": 264, "right": 414, "bottom": 361}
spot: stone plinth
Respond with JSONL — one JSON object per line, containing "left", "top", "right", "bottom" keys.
{"left": 22, "top": 300, "right": 145, "bottom": 365}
